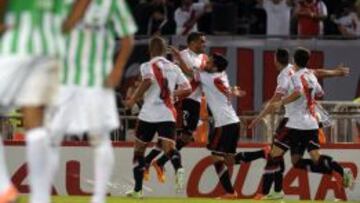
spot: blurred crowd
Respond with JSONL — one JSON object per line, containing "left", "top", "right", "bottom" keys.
{"left": 127, "top": 0, "right": 360, "bottom": 37}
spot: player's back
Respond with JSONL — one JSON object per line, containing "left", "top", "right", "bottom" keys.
{"left": 198, "top": 71, "right": 239, "bottom": 127}
{"left": 139, "top": 56, "right": 189, "bottom": 123}
{"left": 0, "top": 0, "right": 65, "bottom": 57}
{"left": 286, "top": 68, "right": 324, "bottom": 130}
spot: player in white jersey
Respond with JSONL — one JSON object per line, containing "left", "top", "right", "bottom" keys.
{"left": 249, "top": 48, "right": 351, "bottom": 200}
{"left": 49, "top": 1, "right": 137, "bottom": 203}
{"left": 125, "top": 37, "right": 192, "bottom": 199}
{"left": 270, "top": 47, "right": 355, "bottom": 193}
{"left": 142, "top": 32, "right": 208, "bottom": 183}
{"left": 195, "top": 53, "right": 269, "bottom": 199}
{"left": 0, "top": 0, "right": 70, "bottom": 202}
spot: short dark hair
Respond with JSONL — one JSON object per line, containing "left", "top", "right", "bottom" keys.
{"left": 275, "top": 48, "right": 289, "bottom": 66}
{"left": 294, "top": 47, "right": 310, "bottom": 68}
{"left": 187, "top": 32, "right": 205, "bottom": 44}
{"left": 212, "top": 53, "right": 228, "bottom": 72}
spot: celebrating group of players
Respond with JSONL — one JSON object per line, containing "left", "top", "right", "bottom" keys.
{"left": 124, "top": 32, "right": 355, "bottom": 200}
{"left": 0, "top": 0, "right": 355, "bottom": 203}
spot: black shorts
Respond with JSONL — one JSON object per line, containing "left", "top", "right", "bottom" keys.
{"left": 287, "top": 128, "right": 320, "bottom": 155}
{"left": 207, "top": 122, "right": 240, "bottom": 154}
{"left": 180, "top": 98, "right": 200, "bottom": 134}
{"left": 135, "top": 120, "right": 176, "bottom": 143}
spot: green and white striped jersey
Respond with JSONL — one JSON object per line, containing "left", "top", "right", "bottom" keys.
{"left": 62, "top": 0, "right": 137, "bottom": 87}
{"left": 0, "top": 0, "right": 66, "bottom": 57}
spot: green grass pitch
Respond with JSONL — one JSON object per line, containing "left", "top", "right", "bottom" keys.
{"left": 16, "top": 196, "right": 360, "bottom": 203}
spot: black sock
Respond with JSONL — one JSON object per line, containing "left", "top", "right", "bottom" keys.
{"left": 214, "top": 161, "right": 234, "bottom": 193}
{"left": 234, "top": 150, "right": 265, "bottom": 164}
{"left": 133, "top": 154, "right": 145, "bottom": 192}
{"left": 167, "top": 150, "right": 182, "bottom": 171}
{"left": 156, "top": 154, "right": 169, "bottom": 168}
{"left": 295, "top": 157, "right": 333, "bottom": 174}
{"left": 330, "top": 161, "right": 344, "bottom": 176}
{"left": 274, "top": 157, "right": 284, "bottom": 192}
{"left": 144, "top": 148, "right": 161, "bottom": 168}
{"left": 274, "top": 171, "right": 283, "bottom": 192}
{"left": 176, "top": 139, "right": 187, "bottom": 150}
{"left": 262, "top": 173, "right": 274, "bottom": 195}
{"left": 262, "top": 156, "right": 283, "bottom": 194}
{"left": 294, "top": 158, "right": 313, "bottom": 170}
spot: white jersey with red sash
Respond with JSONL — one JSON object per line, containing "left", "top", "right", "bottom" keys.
{"left": 197, "top": 71, "right": 239, "bottom": 127}
{"left": 286, "top": 68, "right": 324, "bottom": 130}
{"left": 139, "top": 56, "right": 190, "bottom": 122}
{"left": 180, "top": 48, "right": 208, "bottom": 103}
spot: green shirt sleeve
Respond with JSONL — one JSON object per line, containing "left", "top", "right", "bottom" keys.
{"left": 110, "top": 0, "right": 137, "bottom": 37}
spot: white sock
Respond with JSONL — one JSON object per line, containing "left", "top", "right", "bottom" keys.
{"left": 0, "top": 136, "right": 11, "bottom": 194}
{"left": 45, "top": 145, "right": 60, "bottom": 196}
{"left": 91, "top": 135, "right": 114, "bottom": 203}
{"left": 25, "top": 128, "right": 51, "bottom": 203}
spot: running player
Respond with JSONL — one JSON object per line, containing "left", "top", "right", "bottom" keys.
{"left": 0, "top": 1, "right": 69, "bottom": 202}
{"left": 249, "top": 48, "right": 351, "bottom": 199}
{"left": 143, "top": 32, "right": 208, "bottom": 183}
{"left": 272, "top": 47, "right": 354, "bottom": 186}
{"left": 49, "top": 1, "right": 137, "bottom": 203}
{"left": 125, "top": 36, "right": 192, "bottom": 198}
{"left": 195, "top": 53, "right": 269, "bottom": 199}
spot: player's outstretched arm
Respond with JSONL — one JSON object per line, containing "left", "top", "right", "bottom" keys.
{"left": 248, "top": 93, "right": 282, "bottom": 129}
{"left": 270, "top": 91, "right": 301, "bottom": 112}
{"left": 105, "top": 36, "right": 135, "bottom": 88}
{"left": 62, "top": 0, "right": 91, "bottom": 34}
{"left": 169, "top": 46, "right": 194, "bottom": 77}
{"left": 313, "top": 66, "right": 350, "bottom": 78}
{"left": 124, "top": 79, "right": 152, "bottom": 109}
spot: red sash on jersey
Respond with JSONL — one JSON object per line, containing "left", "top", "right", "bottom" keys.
{"left": 182, "top": 9, "right": 196, "bottom": 35}
{"left": 214, "top": 77, "right": 230, "bottom": 96}
{"left": 152, "top": 62, "right": 177, "bottom": 120}
{"left": 300, "top": 74, "right": 317, "bottom": 120}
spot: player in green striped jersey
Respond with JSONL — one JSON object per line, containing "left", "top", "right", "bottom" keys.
{"left": 0, "top": 0, "right": 100, "bottom": 203}
{"left": 49, "top": 1, "right": 137, "bottom": 203}
{"left": 0, "top": 1, "right": 69, "bottom": 203}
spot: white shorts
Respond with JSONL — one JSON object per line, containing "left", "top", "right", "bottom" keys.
{"left": 49, "top": 86, "right": 120, "bottom": 136}
{"left": 0, "top": 56, "right": 59, "bottom": 112}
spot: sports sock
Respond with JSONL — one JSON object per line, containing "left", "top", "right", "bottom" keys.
{"left": 144, "top": 147, "right": 161, "bottom": 168}
{"left": 156, "top": 154, "right": 169, "bottom": 168}
{"left": 167, "top": 150, "right": 182, "bottom": 171}
{"left": 234, "top": 150, "right": 265, "bottom": 164}
{"left": 91, "top": 135, "right": 114, "bottom": 203}
{"left": 262, "top": 156, "right": 284, "bottom": 194}
{"left": 26, "top": 127, "right": 51, "bottom": 203}
{"left": 214, "top": 161, "right": 234, "bottom": 193}
{"left": 133, "top": 153, "right": 145, "bottom": 192}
